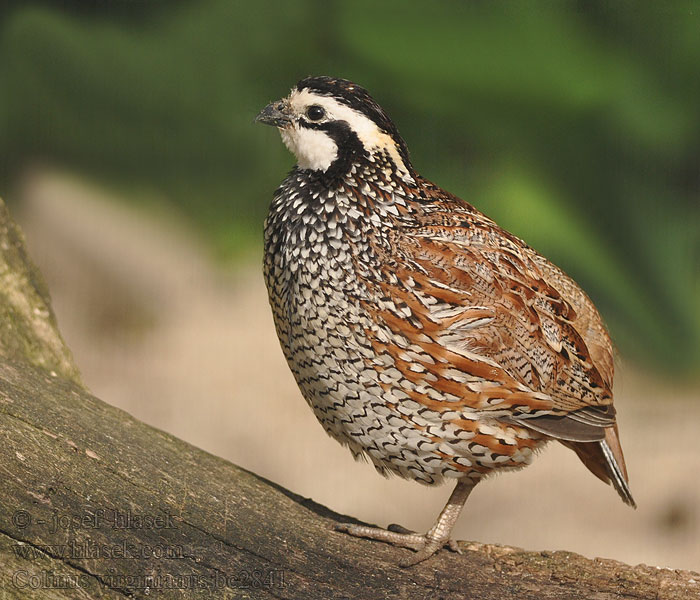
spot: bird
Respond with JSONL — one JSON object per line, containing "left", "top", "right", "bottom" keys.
{"left": 256, "top": 76, "right": 635, "bottom": 567}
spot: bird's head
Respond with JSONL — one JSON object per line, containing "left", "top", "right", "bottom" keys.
{"left": 256, "top": 76, "right": 413, "bottom": 180}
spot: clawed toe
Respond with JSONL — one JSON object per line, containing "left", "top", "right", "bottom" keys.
{"left": 334, "top": 481, "right": 474, "bottom": 566}
{"left": 397, "top": 535, "right": 462, "bottom": 567}
{"left": 387, "top": 523, "right": 415, "bottom": 535}
{"left": 335, "top": 522, "right": 460, "bottom": 566}
{"left": 335, "top": 522, "right": 425, "bottom": 550}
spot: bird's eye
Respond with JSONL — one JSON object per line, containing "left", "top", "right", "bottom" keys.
{"left": 306, "top": 105, "right": 326, "bottom": 121}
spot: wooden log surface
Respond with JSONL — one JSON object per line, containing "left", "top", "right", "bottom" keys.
{"left": 0, "top": 195, "right": 698, "bottom": 599}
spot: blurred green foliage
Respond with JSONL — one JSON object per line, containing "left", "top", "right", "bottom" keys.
{"left": 0, "top": 0, "right": 698, "bottom": 374}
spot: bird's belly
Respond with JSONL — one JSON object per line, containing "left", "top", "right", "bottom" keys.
{"left": 275, "top": 262, "right": 546, "bottom": 485}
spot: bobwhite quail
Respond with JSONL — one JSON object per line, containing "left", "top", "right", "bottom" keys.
{"left": 256, "top": 76, "right": 635, "bottom": 567}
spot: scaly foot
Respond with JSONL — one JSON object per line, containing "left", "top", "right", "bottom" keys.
{"left": 335, "top": 522, "right": 461, "bottom": 567}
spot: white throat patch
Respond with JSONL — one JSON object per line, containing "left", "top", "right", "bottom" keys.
{"left": 280, "top": 126, "right": 338, "bottom": 171}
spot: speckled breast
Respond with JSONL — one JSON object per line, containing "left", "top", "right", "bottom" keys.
{"left": 264, "top": 171, "right": 384, "bottom": 445}
{"left": 263, "top": 169, "right": 544, "bottom": 485}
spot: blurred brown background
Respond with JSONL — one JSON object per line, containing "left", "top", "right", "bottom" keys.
{"left": 2, "top": 1, "right": 699, "bottom": 572}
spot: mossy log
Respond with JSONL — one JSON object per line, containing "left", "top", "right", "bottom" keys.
{"left": 0, "top": 196, "right": 698, "bottom": 599}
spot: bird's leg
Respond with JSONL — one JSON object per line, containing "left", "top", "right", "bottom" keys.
{"left": 335, "top": 479, "right": 476, "bottom": 567}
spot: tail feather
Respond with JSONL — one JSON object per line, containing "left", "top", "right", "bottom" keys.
{"left": 599, "top": 438, "right": 636, "bottom": 507}
{"left": 564, "top": 425, "right": 636, "bottom": 508}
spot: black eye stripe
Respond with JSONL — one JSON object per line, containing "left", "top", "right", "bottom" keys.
{"left": 297, "top": 77, "right": 412, "bottom": 170}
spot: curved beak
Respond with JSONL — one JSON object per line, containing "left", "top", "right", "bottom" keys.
{"left": 255, "top": 101, "right": 291, "bottom": 128}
